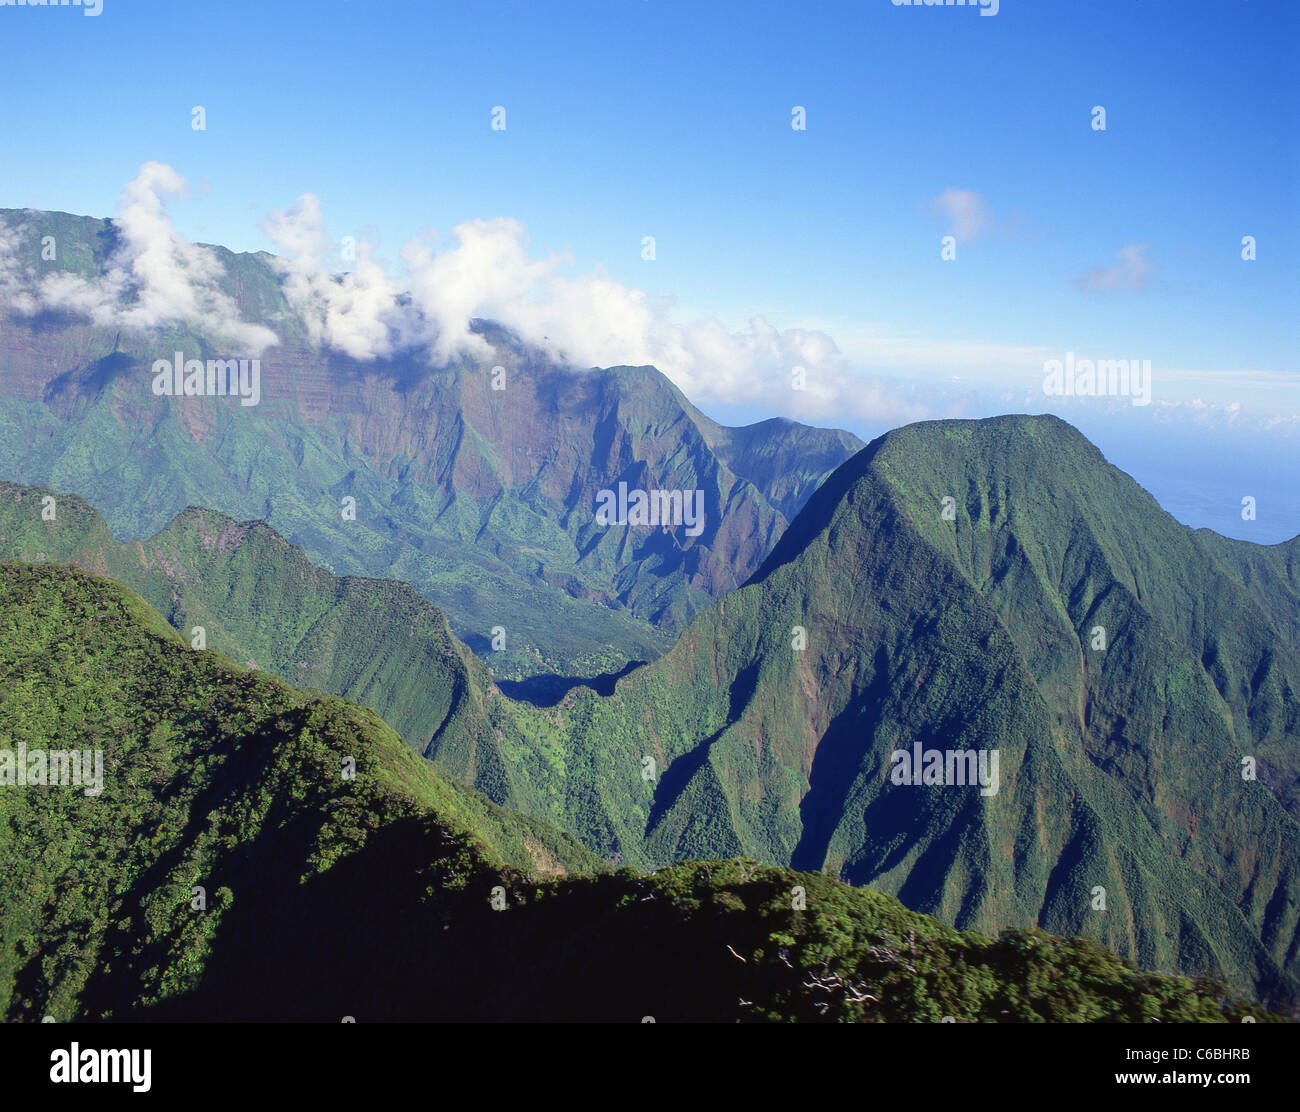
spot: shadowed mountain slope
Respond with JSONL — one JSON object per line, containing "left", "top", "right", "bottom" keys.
{"left": 0, "top": 563, "right": 1278, "bottom": 1022}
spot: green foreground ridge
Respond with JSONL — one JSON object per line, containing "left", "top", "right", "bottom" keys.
{"left": 0, "top": 564, "right": 1280, "bottom": 1021}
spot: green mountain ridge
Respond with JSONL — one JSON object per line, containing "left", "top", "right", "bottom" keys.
{"left": 0, "top": 562, "right": 1279, "bottom": 1021}
{"left": 3, "top": 412, "right": 1297, "bottom": 1006}
{"left": 0, "top": 482, "right": 556, "bottom": 812}
{"left": 526, "top": 414, "right": 1300, "bottom": 1003}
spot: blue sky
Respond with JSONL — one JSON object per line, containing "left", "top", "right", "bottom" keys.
{"left": 1, "top": 0, "right": 1296, "bottom": 539}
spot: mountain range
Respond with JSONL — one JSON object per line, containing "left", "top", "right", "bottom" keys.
{"left": 1, "top": 207, "right": 1297, "bottom": 1014}
{"left": 3, "top": 414, "right": 1297, "bottom": 1007}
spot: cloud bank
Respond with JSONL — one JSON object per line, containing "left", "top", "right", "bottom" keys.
{"left": 4, "top": 164, "right": 1285, "bottom": 437}
{"left": 2, "top": 162, "right": 276, "bottom": 352}
{"left": 4, "top": 165, "right": 937, "bottom": 426}
{"left": 262, "top": 188, "right": 936, "bottom": 426}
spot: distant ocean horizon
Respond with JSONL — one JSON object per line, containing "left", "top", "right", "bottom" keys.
{"left": 1124, "top": 469, "right": 1297, "bottom": 545}
{"left": 1087, "top": 424, "right": 1298, "bottom": 546}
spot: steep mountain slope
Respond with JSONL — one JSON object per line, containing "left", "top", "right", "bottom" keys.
{"left": 0, "top": 563, "right": 1275, "bottom": 1021}
{"left": 0, "top": 208, "right": 862, "bottom": 678}
{"left": 0, "top": 482, "right": 523, "bottom": 798}
{"left": 1194, "top": 530, "right": 1300, "bottom": 654}
{"left": 488, "top": 416, "right": 1300, "bottom": 1005}
{"left": 697, "top": 415, "right": 867, "bottom": 523}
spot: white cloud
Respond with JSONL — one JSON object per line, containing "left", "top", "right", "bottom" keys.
{"left": 932, "top": 188, "right": 991, "bottom": 241}
{"left": 262, "top": 193, "right": 403, "bottom": 359}
{"left": 9, "top": 161, "right": 276, "bottom": 353}
{"left": 0, "top": 222, "right": 39, "bottom": 315}
{"left": 1073, "top": 243, "right": 1157, "bottom": 294}
{"left": 263, "top": 192, "right": 939, "bottom": 427}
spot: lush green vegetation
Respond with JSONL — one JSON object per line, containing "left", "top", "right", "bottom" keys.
{"left": 510, "top": 415, "right": 1300, "bottom": 1007}
{"left": 3, "top": 412, "right": 1298, "bottom": 1008}
{"left": 0, "top": 563, "right": 1281, "bottom": 1021}
{"left": 0, "top": 484, "right": 526, "bottom": 790}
